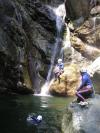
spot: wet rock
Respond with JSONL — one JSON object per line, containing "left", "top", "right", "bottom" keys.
{"left": 62, "top": 95, "right": 100, "bottom": 133}
{"left": 16, "top": 84, "right": 34, "bottom": 94}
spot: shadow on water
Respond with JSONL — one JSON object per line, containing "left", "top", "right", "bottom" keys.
{"left": 0, "top": 95, "right": 73, "bottom": 133}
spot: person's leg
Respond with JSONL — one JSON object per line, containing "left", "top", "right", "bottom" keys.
{"left": 76, "top": 87, "right": 92, "bottom": 102}
{"left": 54, "top": 72, "right": 58, "bottom": 81}
{"left": 76, "top": 91, "right": 85, "bottom": 102}
{"left": 54, "top": 72, "right": 60, "bottom": 83}
{"left": 57, "top": 73, "right": 61, "bottom": 83}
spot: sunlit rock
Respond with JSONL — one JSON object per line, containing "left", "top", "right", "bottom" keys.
{"left": 90, "top": 5, "right": 100, "bottom": 15}
{"left": 71, "top": 20, "right": 100, "bottom": 60}
{"left": 71, "top": 36, "right": 85, "bottom": 53}
{"left": 49, "top": 64, "right": 80, "bottom": 96}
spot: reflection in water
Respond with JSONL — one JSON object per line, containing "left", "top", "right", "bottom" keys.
{"left": 40, "top": 96, "right": 49, "bottom": 108}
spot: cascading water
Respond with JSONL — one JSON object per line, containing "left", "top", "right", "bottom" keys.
{"left": 18, "top": 47, "right": 25, "bottom": 63}
{"left": 60, "top": 23, "right": 75, "bottom": 62}
{"left": 40, "top": 3, "right": 66, "bottom": 96}
{"left": 93, "top": 17, "right": 96, "bottom": 30}
{"left": 46, "top": 38, "right": 61, "bottom": 82}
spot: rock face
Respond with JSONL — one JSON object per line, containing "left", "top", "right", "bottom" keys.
{"left": 65, "top": 0, "right": 100, "bottom": 61}
{"left": 0, "top": 0, "right": 100, "bottom": 95}
{"left": 0, "top": 0, "right": 66, "bottom": 94}
{"left": 65, "top": 0, "right": 90, "bottom": 20}
{"left": 49, "top": 64, "right": 80, "bottom": 96}
{"left": 71, "top": 33, "right": 100, "bottom": 60}
{"left": 62, "top": 95, "right": 100, "bottom": 133}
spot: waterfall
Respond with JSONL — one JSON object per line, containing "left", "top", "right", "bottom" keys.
{"left": 60, "top": 23, "right": 75, "bottom": 62}
{"left": 40, "top": 3, "right": 66, "bottom": 96}
{"left": 93, "top": 17, "right": 96, "bottom": 30}
{"left": 92, "top": 16, "right": 100, "bottom": 30}
{"left": 60, "top": 24, "right": 71, "bottom": 60}
{"left": 40, "top": 38, "right": 61, "bottom": 96}
{"left": 55, "top": 3, "right": 66, "bottom": 35}
{"left": 63, "top": 24, "right": 71, "bottom": 48}
{"left": 56, "top": 16, "right": 63, "bottom": 35}
{"left": 46, "top": 38, "right": 61, "bottom": 81}
{"left": 18, "top": 47, "right": 25, "bottom": 63}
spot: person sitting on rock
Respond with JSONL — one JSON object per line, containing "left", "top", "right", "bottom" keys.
{"left": 54, "top": 58, "right": 64, "bottom": 83}
{"left": 76, "top": 68, "right": 94, "bottom": 105}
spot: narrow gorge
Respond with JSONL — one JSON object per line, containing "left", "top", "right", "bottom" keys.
{"left": 0, "top": 0, "right": 100, "bottom": 133}
{"left": 0, "top": 0, "right": 100, "bottom": 95}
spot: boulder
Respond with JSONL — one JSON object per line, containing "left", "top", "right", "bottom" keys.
{"left": 62, "top": 95, "right": 100, "bottom": 133}
{"left": 90, "top": 5, "right": 100, "bottom": 15}
{"left": 49, "top": 64, "right": 80, "bottom": 96}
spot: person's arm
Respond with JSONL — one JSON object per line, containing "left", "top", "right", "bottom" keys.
{"left": 77, "top": 75, "right": 87, "bottom": 91}
{"left": 60, "top": 63, "right": 64, "bottom": 70}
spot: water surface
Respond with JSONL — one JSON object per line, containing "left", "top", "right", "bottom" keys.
{"left": 0, "top": 95, "right": 73, "bottom": 133}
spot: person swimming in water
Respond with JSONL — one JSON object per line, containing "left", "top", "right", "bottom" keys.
{"left": 27, "top": 114, "right": 42, "bottom": 125}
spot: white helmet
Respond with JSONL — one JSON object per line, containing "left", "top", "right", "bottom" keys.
{"left": 58, "top": 58, "right": 62, "bottom": 63}
{"left": 37, "top": 115, "right": 42, "bottom": 121}
{"left": 80, "top": 67, "right": 87, "bottom": 73}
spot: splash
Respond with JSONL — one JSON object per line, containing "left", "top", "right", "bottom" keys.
{"left": 37, "top": 80, "right": 54, "bottom": 96}
{"left": 40, "top": 82, "right": 50, "bottom": 96}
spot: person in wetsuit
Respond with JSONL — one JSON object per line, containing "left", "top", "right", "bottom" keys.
{"left": 54, "top": 58, "right": 64, "bottom": 83}
{"left": 27, "top": 114, "right": 42, "bottom": 125}
{"left": 76, "top": 68, "right": 94, "bottom": 104}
